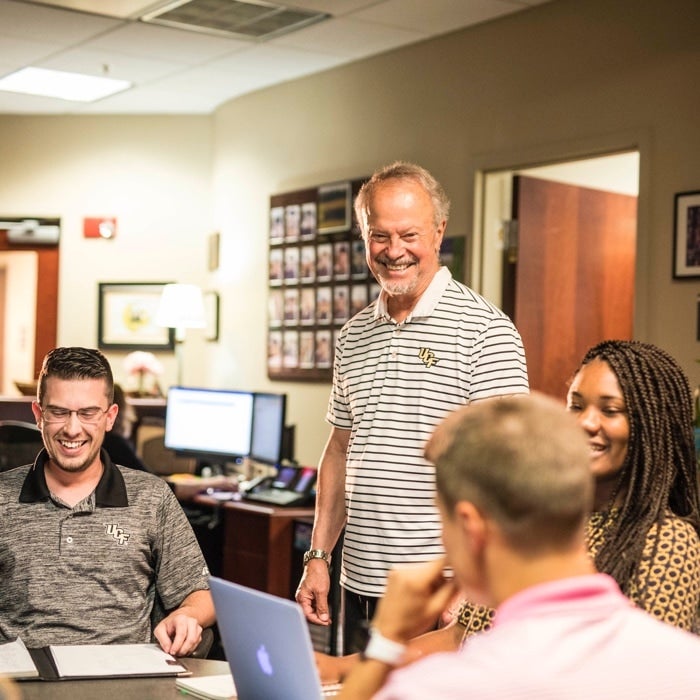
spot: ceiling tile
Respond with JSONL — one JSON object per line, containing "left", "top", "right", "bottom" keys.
{"left": 351, "top": 0, "right": 525, "bottom": 35}
{"left": 270, "top": 16, "right": 425, "bottom": 59}
{"left": 0, "top": 0, "right": 121, "bottom": 44}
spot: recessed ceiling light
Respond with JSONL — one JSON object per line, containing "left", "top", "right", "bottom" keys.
{"left": 0, "top": 67, "right": 131, "bottom": 102}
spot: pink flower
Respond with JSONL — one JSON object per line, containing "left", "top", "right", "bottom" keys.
{"left": 123, "top": 351, "right": 163, "bottom": 376}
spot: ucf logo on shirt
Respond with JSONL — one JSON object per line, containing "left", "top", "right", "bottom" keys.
{"left": 418, "top": 347, "right": 439, "bottom": 368}
{"left": 105, "top": 523, "right": 130, "bottom": 545}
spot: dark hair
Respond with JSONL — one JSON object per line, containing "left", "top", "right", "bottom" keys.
{"left": 575, "top": 340, "right": 700, "bottom": 593}
{"left": 354, "top": 161, "right": 451, "bottom": 235}
{"left": 37, "top": 347, "right": 114, "bottom": 405}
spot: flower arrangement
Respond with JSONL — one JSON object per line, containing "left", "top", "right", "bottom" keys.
{"left": 123, "top": 351, "right": 163, "bottom": 397}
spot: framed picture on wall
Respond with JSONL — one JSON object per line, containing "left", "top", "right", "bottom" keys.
{"left": 673, "top": 190, "right": 700, "bottom": 279}
{"left": 204, "top": 291, "right": 220, "bottom": 342}
{"left": 97, "top": 282, "right": 174, "bottom": 350}
{"left": 318, "top": 181, "right": 351, "bottom": 234}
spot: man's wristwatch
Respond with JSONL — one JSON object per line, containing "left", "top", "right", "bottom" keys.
{"left": 303, "top": 549, "right": 331, "bottom": 567}
{"left": 360, "top": 627, "right": 407, "bottom": 667}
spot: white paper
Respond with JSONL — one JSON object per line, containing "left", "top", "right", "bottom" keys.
{"left": 176, "top": 673, "right": 237, "bottom": 700}
{"left": 0, "top": 637, "right": 39, "bottom": 678}
{"left": 49, "top": 643, "right": 186, "bottom": 677}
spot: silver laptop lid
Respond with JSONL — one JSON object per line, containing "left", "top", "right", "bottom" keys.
{"left": 209, "top": 576, "right": 325, "bottom": 700}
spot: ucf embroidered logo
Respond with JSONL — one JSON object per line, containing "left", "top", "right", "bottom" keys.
{"left": 418, "top": 347, "right": 438, "bottom": 368}
{"left": 105, "top": 523, "right": 130, "bottom": 546}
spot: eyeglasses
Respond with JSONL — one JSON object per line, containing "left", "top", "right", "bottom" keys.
{"left": 40, "top": 406, "right": 109, "bottom": 424}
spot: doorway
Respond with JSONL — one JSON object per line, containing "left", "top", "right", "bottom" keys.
{"left": 477, "top": 151, "right": 640, "bottom": 398}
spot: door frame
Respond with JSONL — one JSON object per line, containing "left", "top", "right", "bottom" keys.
{"left": 466, "top": 129, "right": 651, "bottom": 338}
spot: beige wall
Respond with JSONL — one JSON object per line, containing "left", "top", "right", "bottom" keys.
{"left": 0, "top": 0, "right": 699, "bottom": 464}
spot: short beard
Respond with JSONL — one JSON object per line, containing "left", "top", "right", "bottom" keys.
{"left": 379, "top": 277, "right": 419, "bottom": 297}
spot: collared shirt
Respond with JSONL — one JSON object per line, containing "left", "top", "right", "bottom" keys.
{"left": 375, "top": 574, "right": 700, "bottom": 699}
{"left": 0, "top": 449, "right": 209, "bottom": 647}
{"left": 328, "top": 267, "right": 529, "bottom": 595}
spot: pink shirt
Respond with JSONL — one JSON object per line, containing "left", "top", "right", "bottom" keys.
{"left": 374, "top": 574, "right": 700, "bottom": 699}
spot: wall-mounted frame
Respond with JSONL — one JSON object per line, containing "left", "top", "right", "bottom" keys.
{"left": 204, "top": 291, "right": 220, "bottom": 342}
{"left": 208, "top": 232, "right": 220, "bottom": 271}
{"left": 673, "top": 190, "right": 700, "bottom": 279}
{"left": 267, "top": 179, "right": 367, "bottom": 381}
{"left": 98, "top": 282, "right": 174, "bottom": 350}
{"left": 317, "top": 181, "right": 351, "bottom": 234}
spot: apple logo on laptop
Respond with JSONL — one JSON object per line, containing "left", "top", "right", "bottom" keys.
{"left": 256, "top": 644, "right": 274, "bottom": 676}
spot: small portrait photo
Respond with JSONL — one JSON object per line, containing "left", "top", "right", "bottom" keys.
{"left": 300, "top": 245, "right": 316, "bottom": 283}
{"left": 300, "top": 287, "right": 315, "bottom": 325}
{"left": 299, "top": 331, "right": 315, "bottom": 368}
{"left": 333, "top": 241, "right": 350, "bottom": 280}
{"left": 269, "top": 248, "right": 283, "bottom": 286}
{"left": 316, "top": 286, "right": 332, "bottom": 325}
{"left": 317, "top": 181, "right": 351, "bottom": 235}
{"left": 351, "top": 239, "right": 368, "bottom": 279}
{"left": 351, "top": 285, "right": 368, "bottom": 317}
{"left": 316, "top": 242, "right": 333, "bottom": 281}
{"left": 283, "top": 330, "right": 299, "bottom": 368}
{"left": 333, "top": 286, "right": 349, "bottom": 324}
{"left": 285, "top": 204, "right": 301, "bottom": 242}
{"left": 315, "top": 329, "right": 332, "bottom": 368}
{"left": 300, "top": 202, "right": 317, "bottom": 240}
{"left": 284, "top": 246, "right": 299, "bottom": 283}
{"left": 284, "top": 288, "right": 299, "bottom": 325}
{"left": 270, "top": 206, "right": 285, "bottom": 244}
{"left": 268, "top": 330, "right": 282, "bottom": 369}
{"left": 268, "top": 289, "right": 283, "bottom": 327}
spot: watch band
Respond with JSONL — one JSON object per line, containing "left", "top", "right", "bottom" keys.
{"left": 361, "top": 627, "right": 407, "bottom": 667}
{"left": 303, "top": 549, "right": 331, "bottom": 567}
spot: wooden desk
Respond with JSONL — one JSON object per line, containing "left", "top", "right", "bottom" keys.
{"left": 17, "top": 658, "right": 229, "bottom": 700}
{"left": 194, "top": 495, "right": 314, "bottom": 599}
{"left": 0, "top": 396, "right": 34, "bottom": 422}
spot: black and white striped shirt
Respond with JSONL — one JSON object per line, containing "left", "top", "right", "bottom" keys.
{"left": 327, "top": 268, "right": 529, "bottom": 596}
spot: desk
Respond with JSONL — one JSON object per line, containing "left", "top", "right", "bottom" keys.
{"left": 17, "top": 658, "right": 229, "bottom": 700}
{"left": 194, "top": 495, "right": 314, "bottom": 599}
{"left": 0, "top": 396, "right": 34, "bottom": 422}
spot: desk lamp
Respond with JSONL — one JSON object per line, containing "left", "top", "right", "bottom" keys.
{"left": 155, "top": 283, "right": 205, "bottom": 386}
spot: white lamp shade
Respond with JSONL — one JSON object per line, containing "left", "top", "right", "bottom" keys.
{"left": 156, "top": 283, "right": 206, "bottom": 329}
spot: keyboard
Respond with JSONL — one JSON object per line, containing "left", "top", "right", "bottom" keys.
{"left": 244, "top": 488, "right": 309, "bottom": 506}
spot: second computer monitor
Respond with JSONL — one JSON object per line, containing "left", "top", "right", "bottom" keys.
{"left": 250, "top": 392, "right": 287, "bottom": 466}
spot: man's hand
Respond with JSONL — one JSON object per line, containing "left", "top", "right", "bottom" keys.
{"left": 373, "top": 557, "right": 458, "bottom": 645}
{"left": 154, "top": 611, "right": 203, "bottom": 657}
{"left": 296, "top": 558, "right": 332, "bottom": 625}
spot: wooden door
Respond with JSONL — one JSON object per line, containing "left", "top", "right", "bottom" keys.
{"left": 0, "top": 232, "right": 59, "bottom": 380}
{"left": 502, "top": 175, "right": 637, "bottom": 399}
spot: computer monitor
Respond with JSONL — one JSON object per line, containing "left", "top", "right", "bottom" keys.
{"left": 164, "top": 386, "right": 254, "bottom": 464}
{"left": 250, "top": 392, "right": 287, "bottom": 466}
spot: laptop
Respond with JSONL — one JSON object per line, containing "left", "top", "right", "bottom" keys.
{"left": 200, "top": 576, "right": 341, "bottom": 700}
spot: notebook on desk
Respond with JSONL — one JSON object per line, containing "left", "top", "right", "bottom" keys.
{"left": 197, "top": 576, "right": 341, "bottom": 700}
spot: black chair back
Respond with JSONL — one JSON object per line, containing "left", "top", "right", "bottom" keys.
{"left": 0, "top": 420, "right": 43, "bottom": 472}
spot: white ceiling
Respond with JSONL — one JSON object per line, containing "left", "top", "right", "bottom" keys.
{"left": 0, "top": 0, "right": 551, "bottom": 115}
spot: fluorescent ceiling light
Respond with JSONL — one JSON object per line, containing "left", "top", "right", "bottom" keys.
{"left": 0, "top": 67, "right": 131, "bottom": 102}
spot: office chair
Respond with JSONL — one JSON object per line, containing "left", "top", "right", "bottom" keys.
{"left": 135, "top": 421, "right": 196, "bottom": 476}
{"left": 150, "top": 594, "right": 214, "bottom": 658}
{"left": 0, "top": 420, "right": 43, "bottom": 472}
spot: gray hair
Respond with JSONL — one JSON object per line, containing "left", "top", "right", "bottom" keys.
{"left": 354, "top": 161, "right": 451, "bottom": 236}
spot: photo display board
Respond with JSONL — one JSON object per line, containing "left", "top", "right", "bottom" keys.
{"left": 267, "top": 178, "right": 372, "bottom": 381}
